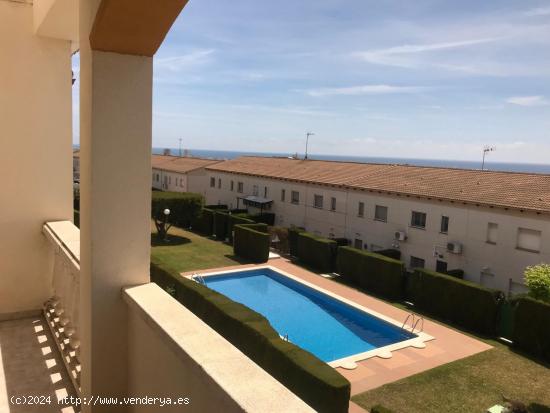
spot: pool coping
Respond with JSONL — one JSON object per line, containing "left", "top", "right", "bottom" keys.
{"left": 186, "top": 265, "right": 434, "bottom": 370}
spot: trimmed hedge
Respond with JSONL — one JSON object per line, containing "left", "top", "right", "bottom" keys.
{"left": 512, "top": 296, "right": 550, "bottom": 362}
{"left": 150, "top": 259, "right": 350, "bottom": 413}
{"left": 227, "top": 214, "right": 255, "bottom": 242}
{"left": 74, "top": 210, "right": 80, "bottom": 228}
{"left": 296, "top": 232, "right": 338, "bottom": 273}
{"left": 250, "top": 212, "right": 276, "bottom": 226}
{"left": 213, "top": 210, "right": 230, "bottom": 240}
{"left": 289, "top": 226, "right": 306, "bottom": 257}
{"left": 234, "top": 223, "right": 270, "bottom": 263}
{"left": 371, "top": 406, "right": 395, "bottom": 413}
{"left": 151, "top": 191, "right": 203, "bottom": 228}
{"left": 445, "top": 269, "right": 465, "bottom": 279}
{"left": 336, "top": 247, "right": 406, "bottom": 301}
{"left": 375, "top": 248, "right": 401, "bottom": 260}
{"left": 410, "top": 268, "right": 502, "bottom": 335}
{"left": 192, "top": 208, "right": 215, "bottom": 235}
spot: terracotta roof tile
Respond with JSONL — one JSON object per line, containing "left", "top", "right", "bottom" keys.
{"left": 151, "top": 155, "right": 222, "bottom": 173}
{"left": 207, "top": 156, "right": 550, "bottom": 214}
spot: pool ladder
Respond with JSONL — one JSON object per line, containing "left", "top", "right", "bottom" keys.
{"left": 401, "top": 312, "right": 424, "bottom": 334}
{"left": 191, "top": 273, "right": 206, "bottom": 285}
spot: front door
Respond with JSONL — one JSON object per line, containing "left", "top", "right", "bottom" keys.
{"left": 436, "top": 260, "right": 448, "bottom": 273}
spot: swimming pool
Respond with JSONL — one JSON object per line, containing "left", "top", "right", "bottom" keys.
{"left": 198, "top": 266, "right": 431, "bottom": 367}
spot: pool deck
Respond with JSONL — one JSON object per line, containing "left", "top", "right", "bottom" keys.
{"left": 181, "top": 258, "right": 492, "bottom": 397}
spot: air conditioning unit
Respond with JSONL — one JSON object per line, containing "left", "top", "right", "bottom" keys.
{"left": 394, "top": 231, "right": 407, "bottom": 241}
{"left": 447, "top": 241, "right": 463, "bottom": 254}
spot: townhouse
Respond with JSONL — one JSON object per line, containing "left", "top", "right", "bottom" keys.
{"left": 205, "top": 156, "right": 550, "bottom": 294}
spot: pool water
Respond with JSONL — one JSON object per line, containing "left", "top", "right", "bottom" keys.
{"left": 203, "top": 268, "right": 415, "bottom": 362}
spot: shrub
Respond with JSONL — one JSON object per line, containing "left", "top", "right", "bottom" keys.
{"left": 288, "top": 226, "right": 306, "bottom": 257}
{"left": 191, "top": 208, "right": 215, "bottom": 235}
{"left": 227, "top": 214, "right": 255, "bottom": 242}
{"left": 445, "top": 269, "right": 465, "bottom": 279}
{"left": 512, "top": 296, "right": 550, "bottom": 362}
{"left": 205, "top": 204, "right": 228, "bottom": 210}
{"left": 269, "top": 226, "right": 289, "bottom": 253}
{"left": 524, "top": 264, "right": 550, "bottom": 303}
{"left": 370, "top": 406, "right": 395, "bottom": 413}
{"left": 336, "top": 247, "right": 405, "bottom": 301}
{"left": 374, "top": 248, "right": 401, "bottom": 260}
{"left": 213, "top": 210, "right": 230, "bottom": 241}
{"left": 296, "top": 232, "right": 338, "bottom": 273}
{"left": 234, "top": 224, "right": 270, "bottom": 263}
{"left": 73, "top": 210, "right": 80, "bottom": 228}
{"left": 150, "top": 259, "right": 351, "bottom": 413}
{"left": 250, "top": 212, "right": 276, "bottom": 226}
{"left": 151, "top": 191, "right": 203, "bottom": 228}
{"left": 409, "top": 268, "right": 502, "bottom": 335}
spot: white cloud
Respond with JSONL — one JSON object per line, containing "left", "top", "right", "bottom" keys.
{"left": 154, "top": 49, "right": 215, "bottom": 71}
{"left": 353, "top": 38, "right": 502, "bottom": 68}
{"left": 305, "top": 84, "right": 425, "bottom": 97}
{"left": 524, "top": 7, "right": 550, "bottom": 17}
{"left": 506, "top": 96, "right": 549, "bottom": 107}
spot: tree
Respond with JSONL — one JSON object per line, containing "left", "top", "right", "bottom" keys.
{"left": 524, "top": 263, "right": 550, "bottom": 302}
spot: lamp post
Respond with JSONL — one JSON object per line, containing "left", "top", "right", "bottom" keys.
{"left": 305, "top": 132, "right": 314, "bottom": 160}
{"left": 155, "top": 208, "right": 172, "bottom": 241}
{"left": 481, "top": 146, "right": 496, "bottom": 170}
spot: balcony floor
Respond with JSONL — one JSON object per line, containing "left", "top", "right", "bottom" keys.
{"left": 0, "top": 316, "right": 78, "bottom": 412}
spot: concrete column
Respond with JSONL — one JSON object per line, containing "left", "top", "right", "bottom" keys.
{"left": 79, "top": 1, "right": 152, "bottom": 409}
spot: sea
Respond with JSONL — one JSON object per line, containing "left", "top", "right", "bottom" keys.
{"left": 150, "top": 147, "right": 550, "bottom": 174}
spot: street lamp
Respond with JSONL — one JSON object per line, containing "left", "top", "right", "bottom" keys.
{"left": 305, "top": 132, "right": 315, "bottom": 160}
{"left": 481, "top": 146, "right": 496, "bottom": 171}
{"left": 155, "top": 208, "right": 172, "bottom": 241}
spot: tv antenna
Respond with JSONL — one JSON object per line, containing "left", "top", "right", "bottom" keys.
{"left": 305, "top": 132, "right": 315, "bottom": 160}
{"left": 481, "top": 146, "right": 496, "bottom": 170}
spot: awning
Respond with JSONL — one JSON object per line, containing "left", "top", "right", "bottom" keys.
{"left": 238, "top": 195, "right": 274, "bottom": 209}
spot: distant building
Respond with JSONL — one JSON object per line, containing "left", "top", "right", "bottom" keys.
{"left": 73, "top": 149, "right": 80, "bottom": 182}
{"left": 151, "top": 154, "right": 222, "bottom": 197}
{"left": 206, "top": 156, "right": 550, "bottom": 294}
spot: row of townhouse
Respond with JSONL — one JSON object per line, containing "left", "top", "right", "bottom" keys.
{"left": 205, "top": 156, "right": 550, "bottom": 294}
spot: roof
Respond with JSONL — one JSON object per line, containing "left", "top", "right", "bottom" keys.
{"left": 151, "top": 154, "right": 222, "bottom": 174}
{"left": 206, "top": 156, "right": 550, "bottom": 214}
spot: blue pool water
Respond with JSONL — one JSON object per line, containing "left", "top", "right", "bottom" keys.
{"left": 203, "top": 268, "right": 415, "bottom": 362}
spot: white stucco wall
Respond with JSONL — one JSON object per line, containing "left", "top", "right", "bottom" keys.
{"left": 205, "top": 171, "right": 550, "bottom": 293}
{"left": 0, "top": 1, "right": 72, "bottom": 316}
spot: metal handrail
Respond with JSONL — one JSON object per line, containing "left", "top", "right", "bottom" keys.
{"left": 411, "top": 317, "right": 424, "bottom": 333}
{"left": 401, "top": 313, "right": 415, "bottom": 330}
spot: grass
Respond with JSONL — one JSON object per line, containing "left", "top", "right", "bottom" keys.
{"left": 150, "top": 224, "right": 248, "bottom": 273}
{"left": 352, "top": 341, "right": 550, "bottom": 413}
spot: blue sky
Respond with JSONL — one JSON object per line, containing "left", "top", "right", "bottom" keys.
{"left": 74, "top": 0, "right": 550, "bottom": 163}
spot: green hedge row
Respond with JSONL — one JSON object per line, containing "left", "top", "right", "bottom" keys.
{"left": 374, "top": 248, "right": 401, "bottom": 260}
{"left": 296, "top": 232, "right": 338, "bottom": 273}
{"left": 74, "top": 210, "right": 80, "bottom": 228}
{"left": 213, "top": 210, "right": 230, "bottom": 240}
{"left": 410, "top": 268, "right": 502, "bottom": 335}
{"left": 150, "top": 259, "right": 350, "bottom": 413}
{"left": 192, "top": 208, "right": 216, "bottom": 235}
{"left": 288, "top": 226, "right": 306, "bottom": 257}
{"left": 151, "top": 191, "right": 203, "bottom": 228}
{"left": 227, "top": 214, "right": 255, "bottom": 242}
{"left": 337, "top": 247, "right": 406, "bottom": 301}
{"left": 512, "top": 296, "right": 550, "bottom": 362}
{"left": 234, "top": 223, "right": 270, "bottom": 263}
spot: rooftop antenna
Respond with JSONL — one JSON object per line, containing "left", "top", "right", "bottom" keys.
{"left": 305, "top": 132, "right": 315, "bottom": 160}
{"left": 481, "top": 146, "right": 496, "bottom": 170}
{"left": 179, "top": 138, "right": 183, "bottom": 157}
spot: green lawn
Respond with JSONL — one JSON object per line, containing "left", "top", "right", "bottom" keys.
{"left": 150, "top": 224, "right": 247, "bottom": 273}
{"left": 352, "top": 339, "right": 550, "bottom": 413}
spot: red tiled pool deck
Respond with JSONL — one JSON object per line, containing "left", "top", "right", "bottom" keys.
{"left": 182, "top": 258, "right": 492, "bottom": 402}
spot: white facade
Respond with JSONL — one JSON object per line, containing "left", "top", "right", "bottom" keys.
{"left": 205, "top": 171, "right": 550, "bottom": 294}
{"left": 151, "top": 167, "right": 211, "bottom": 197}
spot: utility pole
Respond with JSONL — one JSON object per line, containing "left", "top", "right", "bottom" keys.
{"left": 481, "top": 146, "right": 496, "bottom": 170}
{"left": 305, "top": 132, "right": 315, "bottom": 160}
{"left": 179, "top": 138, "right": 183, "bottom": 157}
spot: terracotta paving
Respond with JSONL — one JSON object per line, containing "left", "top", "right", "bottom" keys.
{"left": 0, "top": 316, "right": 78, "bottom": 413}
{"left": 183, "top": 258, "right": 492, "bottom": 400}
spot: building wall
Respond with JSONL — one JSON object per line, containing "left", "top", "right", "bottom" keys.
{"left": 205, "top": 171, "right": 550, "bottom": 293}
{"left": 0, "top": 1, "right": 72, "bottom": 315}
{"left": 151, "top": 168, "right": 188, "bottom": 192}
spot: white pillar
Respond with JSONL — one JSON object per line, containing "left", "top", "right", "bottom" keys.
{"left": 79, "top": 1, "right": 152, "bottom": 409}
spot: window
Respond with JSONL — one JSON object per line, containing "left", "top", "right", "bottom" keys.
{"left": 436, "top": 260, "right": 448, "bottom": 273}
{"left": 281, "top": 189, "right": 286, "bottom": 202}
{"left": 314, "top": 194, "right": 323, "bottom": 209}
{"left": 487, "top": 222, "right": 498, "bottom": 244}
{"left": 354, "top": 239, "right": 363, "bottom": 249}
{"left": 440, "top": 216, "right": 449, "bottom": 233}
{"left": 253, "top": 185, "right": 259, "bottom": 196}
{"left": 411, "top": 211, "right": 427, "bottom": 228}
{"left": 237, "top": 182, "right": 244, "bottom": 193}
{"left": 230, "top": 181, "right": 234, "bottom": 191}
{"left": 156, "top": 174, "right": 159, "bottom": 182}
{"left": 374, "top": 205, "right": 388, "bottom": 222}
{"left": 358, "top": 202, "right": 365, "bottom": 217}
{"left": 330, "top": 197, "right": 336, "bottom": 211}
{"left": 264, "top": 186, "right": 268, "bottom": 198}
{"left": 210, "top": 177, "right": 215, "bottom": 188}
{"left": 218, "top": 178, "right": 221, "bottom": 189}
{"left": 410, "top": 256, "right": 425, "bottom": 269}
{"left": 291, "top": 191, "right": 300, "bottom": 204}
{"left": 517, "top": 228, "right": 541, "bottom": 253}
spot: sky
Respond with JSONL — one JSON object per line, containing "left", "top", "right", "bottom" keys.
{"left": 73, "top": 0, "right": 550, "bottom": 163}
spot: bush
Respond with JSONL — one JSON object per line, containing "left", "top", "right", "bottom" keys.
{"left": 374, "top": 248, "right": 401, "bottom": 260}
{"left": 445, "top": 269, "right": 465, "bottom": 279}
{"left": 524, "top": 264, "right": 550, "bottom": 303}
{"left": 288, "top": 226, "right": 306, "bottom": 257}
{"left": 336, "top": 247, "right": 405, "bottom": 301}
{"left": 213, "top": 210, "right": 230, "bottom": 241}
{"left": 410, "top": 268, "right": 502, "bottom": 335}
{"left": 150, "top": 259, "right": 350, "bottom": 413}
{"left": 227, "top": 214, "right": 255, "bottom": 242}
{"left": 74, "top": 210, "right": 80, "bottom": 228}
{"left": 151, "top": 191, "right": 203, "bottom": 228}
{"left": 250, "top": 212, "right": 276, "bottom": 226}
{"left": 370, "top": 406, "right": 395, "bottom": 413}
{"left": 191, "top": 208, "right": 215, "bottom": 235}
{"left": 234, "top": 224, "right": 270, "bottom": 263}
{"left": 296, "top": 232, "right": 338, "bottom": 273}
{"left": 269, "top": 226, "right": 289, "bottom": 253}
{"left": 205, "top": 204, "right": 228, "bottom": 210}
{"left": 512, "top": 296, "right": 550, "bottom": 362}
